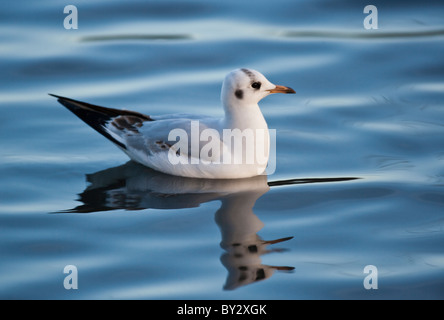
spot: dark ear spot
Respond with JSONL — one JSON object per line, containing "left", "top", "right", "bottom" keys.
{"left": 235, "top": 89, "right": 243, "bottom": 99}
{"left": 255, "top": 268, "right": 266, "bottom": 281}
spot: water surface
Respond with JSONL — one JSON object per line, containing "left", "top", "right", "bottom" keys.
{"left": 1, "top": 0, "right": 444, "bottom": 299}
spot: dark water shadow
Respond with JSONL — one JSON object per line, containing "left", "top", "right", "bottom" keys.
{"left": 57, "top": 161, "right": 359, "bottom": 290}
{"left": 80, "top": 34, "right": 194, "bottom": 42}
{"left": 280, "top": 28, "right": 444, "bottom": 40}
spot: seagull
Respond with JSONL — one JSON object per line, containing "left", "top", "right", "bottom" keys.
{"left": 50, "top": 68, "right": 295, "bottom": 179}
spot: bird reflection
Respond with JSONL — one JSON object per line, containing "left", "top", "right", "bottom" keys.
{"left": 61, "top": 161, "right": 358, "bottom": 290}
{"left": 215, "top": 193, "right": 294, "bottom": 290}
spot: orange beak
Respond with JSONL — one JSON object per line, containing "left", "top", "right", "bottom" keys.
{"left": 268, "top": 85, "right": 296, "bottom": 94}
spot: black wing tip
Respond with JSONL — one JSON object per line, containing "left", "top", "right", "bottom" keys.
{"left": 50, "top": 93, "right": 129, "bottom": 150}
{"left": 49, "top": 94, "right": 83, "bottom": 109}
{"left": 49, "top": 93, "right": 153, "bottom": 151}
{"left": 49, "top": 93, "right": 84, "bottom": 106}
{"left": 49, "top": 93, "right": 153, "bottom": 121}
{"left": 48, "top": 93, "right": 65, "bottom": 100}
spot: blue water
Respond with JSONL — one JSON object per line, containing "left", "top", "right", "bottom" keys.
{"left": 1, "top": 0, "right": 444, "bottom": 299}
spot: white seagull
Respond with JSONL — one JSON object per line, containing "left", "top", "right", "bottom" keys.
{"left": 50, "top": 68, "right": 295, "bottom": 179}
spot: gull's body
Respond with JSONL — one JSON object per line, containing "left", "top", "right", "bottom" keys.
{"left": 51, "top": 68, "right": 295, "bottom": 179}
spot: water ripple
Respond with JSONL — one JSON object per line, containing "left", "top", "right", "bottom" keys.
{"left": 81, "top": 34, "right": 194, "bottom": 42}
{"left": 280, "top": 28, "right": 444, "bottom": 40}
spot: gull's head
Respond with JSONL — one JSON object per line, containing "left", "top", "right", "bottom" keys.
{"left": 221, "top": 68, "right": 295, "bottom": 108}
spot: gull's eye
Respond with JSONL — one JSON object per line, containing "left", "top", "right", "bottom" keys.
{"left": 251, "top": 82, "right": 261, "bottom": 90}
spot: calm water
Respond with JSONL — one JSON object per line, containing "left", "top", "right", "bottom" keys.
{"left": 1, "top": 0, "right": 444, "bottom": 300}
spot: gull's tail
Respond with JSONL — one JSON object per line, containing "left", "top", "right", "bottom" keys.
{"left": 50, "top": 94, "right": 153, "bottom": 150}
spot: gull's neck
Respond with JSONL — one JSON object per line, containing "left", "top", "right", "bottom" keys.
{"left": 222, "top": 103, "right": 268, "bottom": 131}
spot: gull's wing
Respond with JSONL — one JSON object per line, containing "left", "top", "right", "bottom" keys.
{"left": 51, "top": 94, "right": 221, "bottom": 164}
{"left": 50, "top": 94, "right": 153, "bottom": 151}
